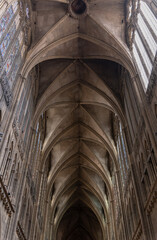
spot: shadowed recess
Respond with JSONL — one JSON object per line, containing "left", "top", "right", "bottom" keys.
{"left": 56, "top": 201, "right": 103, "bottom": 240}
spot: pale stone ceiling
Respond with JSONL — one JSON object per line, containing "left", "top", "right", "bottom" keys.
{"left": 23, "top": 0, "right": 136, "bottom": 239}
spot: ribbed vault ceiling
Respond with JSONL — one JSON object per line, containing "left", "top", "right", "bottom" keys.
{"left": 26, "top": 0, "right": 135, "bottom": 239}
{"left": 33, "top": 59, "right": 126, "bottom": 240}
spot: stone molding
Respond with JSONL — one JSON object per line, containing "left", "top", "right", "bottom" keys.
{"left": 16, "top": 221, "right": 27, "bottom": 240}
{"left": 18, "top": 0, "right": 31, "bottom": 46}
{"left": 0, "top": 74, "right": 12, "bottom": 107}
{"left": 146, "top": 182, "right": 157, "bottom": 216}
{"left": 133, "top": 223, "right": 142, "bottom": 240}
{"left": 12, "top": 117, "right": 25, "bottom": 161}
{"left": 125, "top": 0, "right": 140, "bottom": 49}
{"left": 12, "top": 117, "right": 20, "bottom": 140}
{"left": 0, "top": 175, "right": 14, "bottom": 217}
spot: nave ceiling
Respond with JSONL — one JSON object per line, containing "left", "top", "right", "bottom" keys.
{"left": 1, "top": 0, "right": 157, "bottom": 240}
{"left": 24, "top": 0, "right": 136, "bottom": 239}
{"left": 29, "top": 59, "right": 129, "bottom": 240}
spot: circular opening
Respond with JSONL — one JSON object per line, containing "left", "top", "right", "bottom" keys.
{"left": 71, "top": 0, "right": 87, "bottom": 15}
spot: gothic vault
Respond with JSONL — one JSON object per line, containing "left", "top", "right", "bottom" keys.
{"left": 0, "top": 0, "right": 157, "bottom": 240}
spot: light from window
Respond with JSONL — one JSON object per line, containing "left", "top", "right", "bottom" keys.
{"left": 140, "top": 1, "right": 157, "bottom": 37}
{"left": 133, "top": 44, "right": 149, "bottom": 88}
{"left": 138, "top": 14, "right": 157, "bottom": 57}
{"left": 134, "top": 31, "right": 153, "bottom": 75}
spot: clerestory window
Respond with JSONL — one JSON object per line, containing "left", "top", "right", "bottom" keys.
{"left": 132, "top": 1, "right": 157, "bottom": 90}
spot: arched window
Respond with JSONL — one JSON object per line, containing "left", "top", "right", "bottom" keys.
{"left": 132, "top": 1, "right": 157, "bottom": 90}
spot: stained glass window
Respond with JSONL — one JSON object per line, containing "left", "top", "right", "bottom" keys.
{"left": 6, "top": 29, "right": 24, "bottom": 85}
{"left": 0, "top": 13, "right": 20, "bottom": 58}
{"left": 3, "top": 40, "right": 19, "bottom": 75}
{"left": 0, "top": 6, "right": 13, "bottom": 39}
{"left": 0, "top": 0, "right": 31, "bottom": 107}
{"left": 0, "top": 1, "right": 18, "bottom": 39}
{"left": 0, "top": 23, "right": 16, "bottom": 57}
